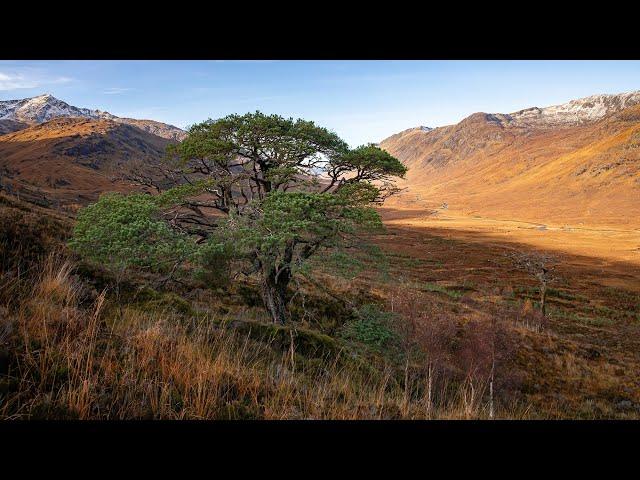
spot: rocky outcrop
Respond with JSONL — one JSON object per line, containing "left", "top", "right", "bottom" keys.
{"left": 506, "top": 91, "right": 640, "bottom": 127}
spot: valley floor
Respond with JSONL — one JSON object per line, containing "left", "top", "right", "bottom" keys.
{"left": 372, "top": 210, "right": 640, "bottom": 417}
{"left": 381, "top": 206, "right": 640, "bottom": 275}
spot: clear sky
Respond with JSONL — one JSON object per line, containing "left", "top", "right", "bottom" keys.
{"left": 1, "top": 60, "right": 639, "bottom": 147}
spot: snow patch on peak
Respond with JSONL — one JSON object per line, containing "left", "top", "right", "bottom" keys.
{"left": 0, "top": 94, "right": 114, "bottom": 124}
{"left": 507, "top": 90, "right": 640, "bottom": 127}
{"left": 0, "top": 94, "right": 184, "bottom": 140}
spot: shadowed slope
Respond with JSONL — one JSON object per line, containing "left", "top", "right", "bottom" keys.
{"left": 0, "top": 117, "right": 172, "bottom": 209}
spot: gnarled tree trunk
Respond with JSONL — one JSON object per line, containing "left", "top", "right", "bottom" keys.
{"left": 262, "top": 272, "right": 289, "bottom": 324}
{"left": 258, "top": 242, "right": 296, "bottom": 324}
{"left": 260, "top": 265, "right": 291, "bottom": 324}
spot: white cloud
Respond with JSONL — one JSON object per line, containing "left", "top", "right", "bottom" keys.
{"left": 0, "top": 71, "right": 73, "bottom": 91}
{"left": 0, "top": 72, "right": 38, "bottom": 90}
{"left": 103, "top": 87, "right": 133, "bottom": 95}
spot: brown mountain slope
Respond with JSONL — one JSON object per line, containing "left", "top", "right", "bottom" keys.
{"left": 0, "top": 117, "right": 172, "bottom": 210}
{"left": 380, "top": 104, "right": 640, "bottom": 229}
{"left": 113, "top": 117, "right": 188, "bottom": 142}
{"left": 0, "top": 119, "right": 29, "bottom": 135}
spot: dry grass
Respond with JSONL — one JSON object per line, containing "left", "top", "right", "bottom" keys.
{"left": 0, "top": 254, "right": 527, "bottom": 420}
{"left": 5, "top": 193, "right": 636, "bottom": 419}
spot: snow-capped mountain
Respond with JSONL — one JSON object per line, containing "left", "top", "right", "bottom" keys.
{"left": 0, "top": 94, "right": 186, "bottom": 141}
{"left": 390, "top": 90, "right": 640, "bottom": 136}
{"left": 506, "top": 90, "right": 640, "bottom": 127}
{"left": 0, "top": 94, "right": 116, "bottom": 123}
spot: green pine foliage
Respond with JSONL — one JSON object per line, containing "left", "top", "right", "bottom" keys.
{"left": 68, "top": 192, "right": 195, "bottom": 273}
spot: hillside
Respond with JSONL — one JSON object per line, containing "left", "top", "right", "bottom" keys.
{"left": 0, "top": 117, "right": 172, "bottom": 209}
{"left": 0, "top": 119, "right": 29, "bottom": 135}
{"left": 380, "top": 92, "right": 640, "bottom": 229}
{"left": 2, "top": 184, "right": 639, "bottom": 420}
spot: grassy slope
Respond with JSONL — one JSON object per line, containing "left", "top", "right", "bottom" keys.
{"left": 1, "top": 193, "right": 639, "bottom": 419}
{"left": 0, "top": 194, "right": 502, "bottom": 419}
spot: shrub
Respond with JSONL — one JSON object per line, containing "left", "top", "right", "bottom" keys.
{"left": 0, "top": 205, "right": 68, "bottom": 272}
{"left": 341, "top": 303, "right": 397, "bottom": 350}
{"left": 68, "top": 192, "right": 196, "bottom": 275}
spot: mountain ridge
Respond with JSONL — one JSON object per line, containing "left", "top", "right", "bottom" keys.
{"left": 387, "top": 90, "right": 640, "bottom": 142}
{"left": 380, "top": 90, "right": 640, "bottom": 229}
{"left": 0, "top": 94, "right": 187, "bottom": 141}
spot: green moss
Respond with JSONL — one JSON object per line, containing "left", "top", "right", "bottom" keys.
{"left": 232, "top": 321, "right": 340, "bottom": 359}
{"left": 234, "top": 284, "right": 263, "bottom": 308}
{"left": 579, "top": 316, "right": 615, "bottom": 327}
{"left": 550, "top": 307, "right": 615, "bottom": 327}
{"left": 133, "top": 286, "right": 161, "bottom": 302}
{"left": 288, "top": 292, "right": 357, "bottom": 334}
{"left": 73, "top": 261, "right": 137, "bottom": 297}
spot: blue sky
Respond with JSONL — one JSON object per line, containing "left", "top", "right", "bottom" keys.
{"left": 1, "top": 60, "right": 639, "bottom": 146}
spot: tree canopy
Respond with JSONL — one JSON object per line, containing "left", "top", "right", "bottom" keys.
{"left": 73, "top": 111, "right": 407, "bottom": 323}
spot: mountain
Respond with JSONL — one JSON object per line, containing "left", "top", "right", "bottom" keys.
{"left": 109, "top": 117, "right": 187, "bottom": 142}
{"left": 0, "top": 117, "right": 172, "bottom": 209}
{"left": 506, "top": 91, "right": 640, "bottom": 127}
{"left": 0, "top": 93, "right": 117, "bottom": 124}
{"left": 0, "top": 94, "right": 187, "bottom": 141}
{"left": 380, "top": 91, "right": 640, "bottom": 228}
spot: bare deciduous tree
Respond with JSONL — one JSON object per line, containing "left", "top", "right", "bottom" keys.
{"left": 509, "top": 251, "right": 558, "bottom": 317}
{"left": 392, "top": 288, "right": 458, "bottom": 416}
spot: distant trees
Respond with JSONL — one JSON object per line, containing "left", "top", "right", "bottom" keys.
{"left": 71, "top": 112, "right": 406, "bottom": 324}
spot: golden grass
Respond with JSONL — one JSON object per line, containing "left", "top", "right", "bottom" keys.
{"left": 0, "top": 254, "right": 526, "bottom": 420}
